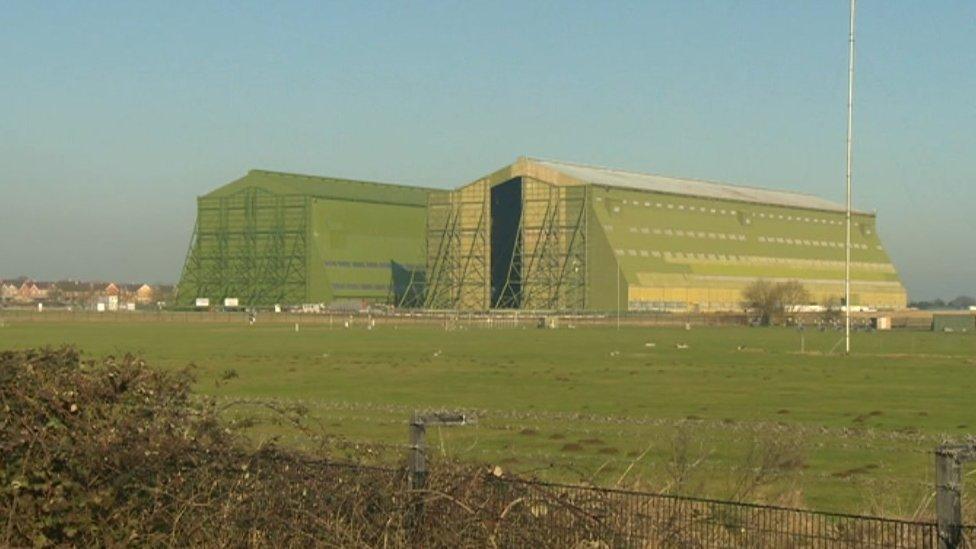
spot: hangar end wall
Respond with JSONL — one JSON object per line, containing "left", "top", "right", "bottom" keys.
{"left": 177, "top": 170, "right": 428, "bottom": 307}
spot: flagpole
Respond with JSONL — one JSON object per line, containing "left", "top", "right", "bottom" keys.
{"left": 844, "top": 0, "right": 856, "bottom": 355}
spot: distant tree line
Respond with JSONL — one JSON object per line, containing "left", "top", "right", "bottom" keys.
{"left": 909, "top": 295, "right": 976, "bottom": 310}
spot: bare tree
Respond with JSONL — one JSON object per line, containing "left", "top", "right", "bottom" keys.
{"left": 742, "top": 279, "right": 779, "bottom": 326}
{"left": 778, "top": 280, "right": 811, "bottom": 313}
{"left": 742, "top": 280, "right": 811, "bottom": 326}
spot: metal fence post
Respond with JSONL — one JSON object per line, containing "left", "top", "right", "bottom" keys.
{"left": 408, "top": 412, "right": 428, "bottom": 493}
{"left": 937, "top": 445, "right": 964, "bottom": 549}
{"left": 406, "top": 412, "right": 427, "bottom": 538}
{"left": 406, "top": 411, "right": 469, "bottom": 530}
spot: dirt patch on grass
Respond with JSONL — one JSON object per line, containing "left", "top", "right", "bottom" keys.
{"left": 519, "top": 428, "right": 538, "bottom": 436}
{"left": 560, "top": 443, "right": 584, "bottom": 452}
{"left": 831, "top": 464, "right": 879, "bottom": 478}
{"left": 852, "top": 410, "right": 885, "bottom": 423}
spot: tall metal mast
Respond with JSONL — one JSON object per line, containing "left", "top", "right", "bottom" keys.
{"left": 844, "top": 0, "right": 856, "bottom": 355}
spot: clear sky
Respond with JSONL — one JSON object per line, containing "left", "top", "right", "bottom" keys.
{"left": 1, "top": 1, "right": 973, "bottom": 299}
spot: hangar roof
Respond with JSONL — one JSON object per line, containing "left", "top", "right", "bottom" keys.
{"left": 529, "top": 158, "right": 861, "bottom": 214}
{"left": 204, "top": 169, "right": 433, "bottom": 207}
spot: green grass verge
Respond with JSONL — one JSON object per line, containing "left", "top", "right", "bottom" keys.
{"left": 1, "top": 318, "right": 974, "bottom": 514}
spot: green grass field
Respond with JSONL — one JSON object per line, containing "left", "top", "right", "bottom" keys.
{"left": 2, "top": 317, "right": 974, "bottom": 515}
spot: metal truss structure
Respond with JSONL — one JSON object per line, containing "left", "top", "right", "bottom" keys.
{"left": 424, "top": 178, "right": 587, "bottom": 311}
{"left": 494, "top": 179, "right": 587, "bottom": 310}
{"left": 423, "top": 183, "right": 490, "bottom": 310}
{"left": 176, "top": 187, "right": 308, "bottom": 306}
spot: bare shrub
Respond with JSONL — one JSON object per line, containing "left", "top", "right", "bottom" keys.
{"left": 0, "top": 348, "right": 927, "bottom": 548}
{"left": 742, "top": 279, "right": 811, "bottom": 325}
{"left": 777, "top": 280, "right": 811, "bottom": 314}
{"left": 661, "top": 421, "right": 711, "bottom": 495}
{"left": 724, "top": 429, "right": 808, "bottom": 504}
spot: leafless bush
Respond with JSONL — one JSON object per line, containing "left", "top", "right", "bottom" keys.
{"left": 742, "top": 279, "right": 812, "bottom": 325}
{"left": 0, "top": 348, "right": 929, "bottom": 548}
{"left": 724, "top": 429, "right": 807, "bottom": 503}
{"left": 0, "top": 347, "right": 632, "bottom": 547}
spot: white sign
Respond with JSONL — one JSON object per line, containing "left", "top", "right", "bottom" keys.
{"left": 96, "top": 303, "right": 106, "bottom": 312}
{"left": 224, "top": 297, "right": 239, "bottom": 308}
{"left": 195, "top": 298, "right": 210, "bottom": 308}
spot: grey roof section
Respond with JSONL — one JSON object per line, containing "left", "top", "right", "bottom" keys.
{"left": 531, "top": 158, "right": 864, "bottom": 214}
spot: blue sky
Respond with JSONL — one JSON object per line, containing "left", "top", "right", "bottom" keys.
{"left": 1, "top": 1, "right": 973, "bottom": 299}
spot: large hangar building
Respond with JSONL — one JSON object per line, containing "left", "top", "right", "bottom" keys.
{"left": 177, "top": 158, "right": 907, "bottom": 311}
{"left": 176, "top": 170, "right": 430, "bottom": 308}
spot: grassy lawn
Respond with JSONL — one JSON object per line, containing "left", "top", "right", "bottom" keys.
{"left": 2, "top": 316, "right": 974, "bottom": 514}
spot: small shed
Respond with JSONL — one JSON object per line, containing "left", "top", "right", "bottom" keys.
{"left": 870, "top": 316, "right": 892, "bottom": 330}
{"left": 933, "top": 314, "right": 975, "bottom": 333}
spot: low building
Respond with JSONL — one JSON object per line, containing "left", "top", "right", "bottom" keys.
{"left": 933, "top": 314, "right": 975, "bottom": 333}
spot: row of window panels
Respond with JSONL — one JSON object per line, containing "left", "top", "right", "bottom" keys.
{"left": 613, "top": 226, "right": 876, "bottom": 251}
{"left": 598, "top": 196, "right": 857, "bottom": 227}
{"left": 630, "top": 293, "right": 905, "bottom": 309}
{"left": 758, "top": 236, "right": 874, "bottom": 250}
{"left": 324, "top": 260, "right": 423, "bottom": 270}
{"left": 605, "top": 212, "right": 868, "bottom": 242}
{"left": 614, "top": 248, "right": 895, "bottom": 271}
{"left": 614, "top": 225, "right": 747, "bottom": 241}
{"left": 628, "top": 288, "right": 746, "bottom": 307}
{"left": 628, "top": 300, "right": 722, "bottom": 312}
{"left": 331, "top": 283, "right": 389, "bottom": 291}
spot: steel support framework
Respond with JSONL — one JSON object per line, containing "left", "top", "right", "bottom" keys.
{"left": 390, "top": 262, "right": 426, "bottom": 309}
{"left": 176, "top": 187, "right": 308, "bottom": 306}
{"left": 425, "top": 178, "right": 586, "bottom": 311}
{"left": 424, "top": 184, "right": 490, "bottom": 310}
{"left": 499, "top": 179, "right": 586, "bottom": 310}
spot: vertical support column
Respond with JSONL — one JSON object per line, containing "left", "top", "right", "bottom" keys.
{"left": 936, "top": 446, "right": 963, "bottom": 549}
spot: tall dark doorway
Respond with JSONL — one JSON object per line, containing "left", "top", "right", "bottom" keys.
{"left": 490, "top": 178, "right": 522, "bottom": 308}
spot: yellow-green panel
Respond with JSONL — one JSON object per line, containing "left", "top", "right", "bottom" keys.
{"left": 309, "top": 198, "right": 426, "bottom": 302}
{"left": 588, "top": 185, "right": 906, "bottom": 311}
